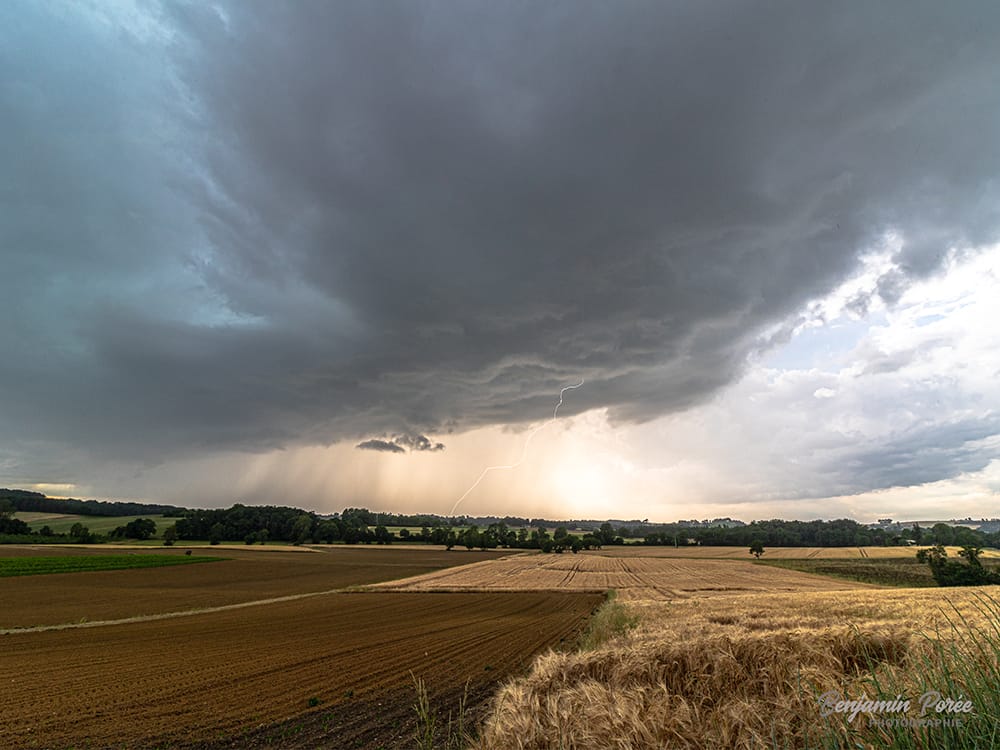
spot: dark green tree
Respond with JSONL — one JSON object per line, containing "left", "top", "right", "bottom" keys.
{"left": 163, "top": 524, "right": 178, "bottom": 546}
{"left": 123, "top": 518, "right": 156, "bottom": 540}
{"left": 208, "top": 523, "right": 225, "bottom": 545}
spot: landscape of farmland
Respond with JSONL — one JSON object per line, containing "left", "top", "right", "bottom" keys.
{"left": 2, "top": 539, "right": 999, "bottom": 748}
{"left": 0, "top": 545, "right": 602, "bottom": 749}
{"left": 0, "top": 546, "right": 505, "bottom": 629}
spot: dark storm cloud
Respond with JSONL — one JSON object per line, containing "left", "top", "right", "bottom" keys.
{"left": 356, "top": 434, "right": 444, "bottom": 453}
{"left": 3, "top": 1, "right": 1000, "bottom": 481}
{"left": 356, "top": 439, "right": 406, "bottom": 454}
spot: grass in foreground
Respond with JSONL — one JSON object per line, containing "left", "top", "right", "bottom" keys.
{"left": 578, "top": 590, "right": 639, "bottom": 650}
{"left": 0, "top": 554, "right": 223, "bottom": 577}
{"left": 812, "top": 592, "right": 1000, "bottom": 749}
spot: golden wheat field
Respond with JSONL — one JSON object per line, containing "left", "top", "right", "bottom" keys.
{"left": 590, "top": 544, "right": 1000, "bottom": 559}
{"left": 468, "top": 554, "right": 1000, "bottom": 750}
{"left": 372, "top": 550, "right": 880, "bottom": 601}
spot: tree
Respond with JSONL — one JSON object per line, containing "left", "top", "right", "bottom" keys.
{"left": 68, "top": 522, "right": 94, "bottom": 543}
{"left": 208, "top": 523, "right": 225, "bottom": 545}
{"left": 291, "top": 514, "right": 313, "bottom": 545}
{"left": 749, "top": 541, "right": 765, "bottom": 559}
{"left": 917, "top": 544, "right": 1000, "bottom": 586}
{"left": 315, "top": 520, "right": 340, "bottom": 544}
{"left": 931, "top": 523, "right": 955, "bottom": 545}
{"left": 958, "top": 545, "right": 983, "bottom": 568}
{"left": 123, "top": 518, "right": 156, "bottom": 540}
{"left": 462, "top": 525, "right": 481, "bottom": 550}
{"left": 598, "top": 522, "right": 615, "bottom": 546}
{"left": 163, "top": 525, "right": 178, "bottom": 546}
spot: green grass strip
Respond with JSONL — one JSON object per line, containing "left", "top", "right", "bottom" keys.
{"left": 0, "top": 555, "right": 224, "bottom": 577}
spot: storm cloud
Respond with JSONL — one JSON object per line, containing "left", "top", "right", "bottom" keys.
{"left": 356, "top": 434, "right": 445, "bottom": 454}
{"left": 3, "top": 0, "right": 1000, "bottom": 492}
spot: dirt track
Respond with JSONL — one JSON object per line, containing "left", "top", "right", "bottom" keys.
{"left": 0, "top": 546, "right": 509, "bottom": 628}
{"left": 0, "top": 590, "right": 601, "bottom": 749}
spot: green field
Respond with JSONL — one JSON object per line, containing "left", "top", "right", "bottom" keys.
{"left": 14, "top": 513, "right": 174, "bottom": 536}
{"left": 756, "top": 557, "right": 943, "bottom": 587}
{"left": 0, "top": 555, "right": 222, "bottom": 577}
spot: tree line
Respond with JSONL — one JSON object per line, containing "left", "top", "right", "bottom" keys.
{"left": 0, "top": 488, "right": 182, "bottom": 517}
{"left": 3, "top": 488, "right": 1000, "bottom": 552}
{"left": 640, "top": 518, "right": 1000, "bottom": 549}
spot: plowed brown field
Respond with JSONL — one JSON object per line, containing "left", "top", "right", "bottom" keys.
{"left": 0, "top": 590, "right": 601, "bottom": 749}
{"left": 374, "top": 551, "right": 879, "bottom": 601}
{"left": 0, "top": 546, "right": 507, "bottom": 628}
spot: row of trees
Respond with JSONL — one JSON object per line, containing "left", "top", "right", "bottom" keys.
{"left": 638, "top": 518, "right": 1000, "bottom": 549}
{"left": 173, "top": 505, "right": 390, "bottom": 545}
{"left": 0, "top": 488, "right": 182, "bottom": 518}
{"left": 917, "top": 545, "right": 1000, "bottom": 586}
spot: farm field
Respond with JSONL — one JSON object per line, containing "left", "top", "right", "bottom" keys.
{"left": 0, "top": 590, "right": 602, "bottom": 750}
{"left": 13, "top": 511, "right": 174, "bottom": 535}
{"left": 0, "top": 545, "right": 509, "bottom": 628}
{"left": 0, "top": 553, "right": 221, "bottom": 577}
{"left": 585, "top": 544, "right": 1000, "bottom": 559}
{"left": 477, "top": 584, "right": 1000, "bottom": 750}
{"left": 373, "top": 550, "right": 879, "bottom": 601}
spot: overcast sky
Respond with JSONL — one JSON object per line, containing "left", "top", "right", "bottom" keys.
{"left": 3, "top": 1, "right": 999, "bottom": 522}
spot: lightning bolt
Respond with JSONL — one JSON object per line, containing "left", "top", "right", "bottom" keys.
{"left": 449, "top": 379, "right": 584, "bottom": 516}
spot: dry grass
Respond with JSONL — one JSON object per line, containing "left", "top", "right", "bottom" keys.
{"left": 474, "top": 585, "right": 1000, "bottom": 750}
{"left": 373, "top": 552, "right": 877, "bottom": 602}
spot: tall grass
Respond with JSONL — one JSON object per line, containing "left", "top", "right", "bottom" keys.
{"left": 412, "top": 672, "right": 473, "bottom": 750}
{"left": 810, "top": 591, "right": 1000, "bottom": 749}
{"left": 578, "top": 590, "right": 639, "bottom": 651}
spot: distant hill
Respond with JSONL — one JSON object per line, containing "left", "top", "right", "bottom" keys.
{"left": 0, "top": 488, "right": 185, "bottom": 518}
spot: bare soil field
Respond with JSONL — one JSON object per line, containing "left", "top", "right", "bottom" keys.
{"left": 0, "top": 590, "right": 602, "bottom": 749}
{"left": 373, "top": 550, "right": 878, "bottom": 601}
{"left": 0, "top": 546, "right": 509, "bottom": 628}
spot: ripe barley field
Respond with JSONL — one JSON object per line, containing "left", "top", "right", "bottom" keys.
{"left": 590, "top": 544, "right": 1000, "bottom": 559}
{"left": 373, "top": 550, "right": 878, "bottom": 601}
{"left": 468, "top": 557, "right": 1000, "bottom": 750}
